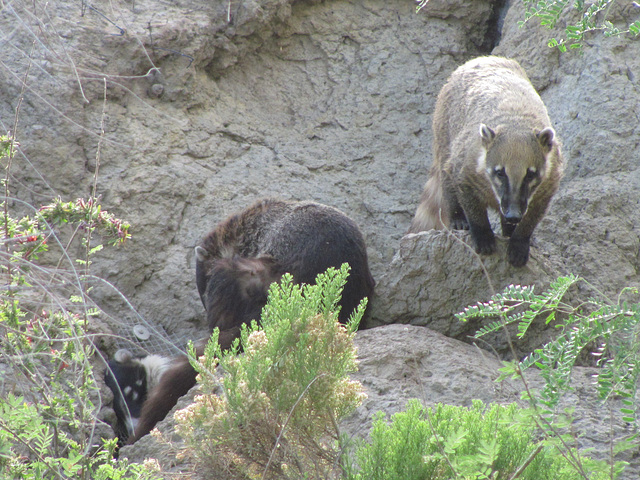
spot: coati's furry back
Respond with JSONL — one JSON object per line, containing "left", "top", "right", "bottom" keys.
{"left": 196, "top": 198, "right": 375, "bottom": 327}
{"left": 409, "top": 56, "right": 564, "bottom": 267}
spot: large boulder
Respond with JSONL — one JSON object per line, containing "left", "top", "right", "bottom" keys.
{"left": 367, "top": 231, "right": 565, "bottom": 357}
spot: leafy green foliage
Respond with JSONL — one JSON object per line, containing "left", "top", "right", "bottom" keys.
{"left": 457, "top": 276, "right": 639, "bottom": 477}
{"left": 343, "top": 399, "right": 610, "bottom": 480}
{"left": 38, "top": 196, "right": 131, "bottom": 246}
{"left": 520, "top": 0, "right": 640, "bottom": 52}
{"left": 0, "top": 136, "right": 156, "bottom": 479}
{"left": 457, "top": 275, "right": 577, "bottom": 341}
{"left": 175, "top": 264, "right": 367, "bottom": 480}
{"left": 0, "top": 395, "right": 158, "bottom": 480}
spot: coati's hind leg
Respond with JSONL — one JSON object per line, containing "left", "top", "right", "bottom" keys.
{"left": 443, "top": 189, "right": 468, "bottom": 230}
{"left": 442, "top": 172, "right": 468, "bottom": 230}
{"left": 449, "top": 203, "right": 468, "bottom": 230}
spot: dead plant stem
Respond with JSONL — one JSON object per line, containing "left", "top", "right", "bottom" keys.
{"left": 4, "top": 41, "right": 35, "bottom": 277}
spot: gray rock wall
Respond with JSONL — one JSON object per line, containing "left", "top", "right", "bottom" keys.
{"left": 3, "top": 0, "right": 640, "bottom": 476}
{"left": 3, "top": 0, "right": 638, "bottom": 347}
{"left": 3, "top": 0, "right": 500, "bottom": 346}
{"left": 4, "top": 1, "right": 637, "bottom": 350}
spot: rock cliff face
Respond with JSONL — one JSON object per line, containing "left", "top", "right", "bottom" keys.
{"left": 3, "top": 0, "right": 637, "bottom": 342}
{"left": 2, "top": 0, "right": 639, "bottom": 477}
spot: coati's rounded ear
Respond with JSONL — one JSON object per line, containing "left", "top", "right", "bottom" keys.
{"left": 536, "top": 127, "right": 555, "bottom": 151}
{"left": 195, "top": 246, "right": 210, "bottom": 308}
{"left": 114, "top": 349, "right": 134, "bottom": 363}
{"left": 479, "top": 124, "right": 496, "bottom": 146}
{"left": 195, "top": 246, "right": 208, "bottom": 262}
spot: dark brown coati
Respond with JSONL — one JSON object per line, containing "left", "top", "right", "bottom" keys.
{"left": 125, "top": 333, "right": 239, "bottom": 444}
{"left": 409, "top": 56, "right": 564, "bottom": 267}
{"left": 195, "top": 199, "right": 375, "bottom": 326}
{"left": 127, "top": 199, "right": 375, "bottom": 443}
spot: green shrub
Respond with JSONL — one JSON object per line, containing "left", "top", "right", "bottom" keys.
{"left": 343, "top": 399, "right": 610, "bottom": 480}
{"left": 457, "top": 275, "right": 638, "bottom": 478}
{"left": 520, "top": 0, "right": 640, "bottom": 52}
{"left": 175, "top": 264, "right": 368, "bottom": 480}
{"left": 0, "top": 134, "right": 155, "bottom": 479}
{"left": 417, "top": 0, "right": 640, "bottom": 52}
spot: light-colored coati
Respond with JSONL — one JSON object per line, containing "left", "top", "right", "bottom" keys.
{"left": 127, "top": 199, "right": 375, "bottom": 443}
{"left": 409, "top": 56, "right": 564, "bottom": 267}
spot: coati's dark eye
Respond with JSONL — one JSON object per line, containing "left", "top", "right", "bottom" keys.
{"left": 494, "top": 167, "right": 506, "bottom": 179}
{"left": 524, "top": 168, "right": 538, "bottom": 181}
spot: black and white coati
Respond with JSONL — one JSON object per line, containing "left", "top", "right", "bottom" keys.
{"left": 127, "top": 199, "right": 375, "bottom": 444}
{"left": 104, "top": 349, "right": 170, "bottom": 444}
{"left": 409, "top": 56, "right": 564, "bottom": 267}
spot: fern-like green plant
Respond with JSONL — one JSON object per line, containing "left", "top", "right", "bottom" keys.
{"left": 520, "top": 0, "right": 640, "bottom": 52}
{"left": 457, "top": 275, "right": 639, "bottom": 478}
{"left": 458, "top": 275, "right": 576, "bottom": 341}
{"left": 0, "top": 135, "right": 158, "bottom": 479}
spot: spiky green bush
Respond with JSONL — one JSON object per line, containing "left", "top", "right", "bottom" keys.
{"left": 175, "top": 264, "right": 367, "bottom": 480}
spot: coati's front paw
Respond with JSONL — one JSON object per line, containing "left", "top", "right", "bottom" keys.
{"left": 508, "top": 236, "right": 531, "bottom": 267}
{"left": 451, "top": 217, "right": 470, "bottom": 230}
{"left": 471, "top": 228, "right": 496, "bottom": 255}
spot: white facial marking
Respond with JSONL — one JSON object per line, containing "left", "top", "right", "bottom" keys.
{"left": 475, "top": 148, "right": 487, "bottom": 173}
{"left": 195, "top": 246, "right": 207, "bottom": 262}
{"left": 485, "top": 165, "right": 505, "bottom": 204}
{"left": 140, "top": 354, "right": 172, "bottom": 387}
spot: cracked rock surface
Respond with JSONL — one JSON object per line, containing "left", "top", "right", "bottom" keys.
{"left": 2, "top": 0, "right": 640, "bottom": 477}
{"left": 4, "top": 0, "right": 637, "bottom": 345}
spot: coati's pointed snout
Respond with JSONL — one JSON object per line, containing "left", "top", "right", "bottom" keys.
{"left": 500, "top": 194, "right": 525, "bottom": 224}
{"left": 503, "top": 210, "right": 522, "bottom": 224}
{"left": 502, "top": 199, "right": 523, "bottom": 222}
